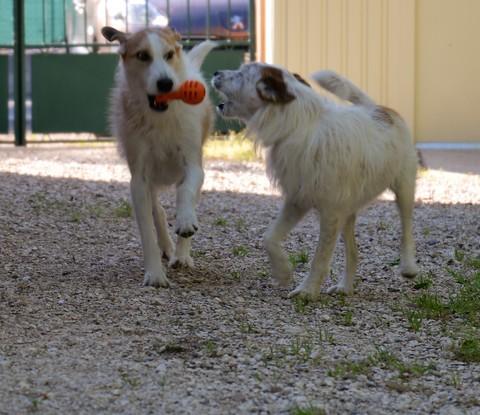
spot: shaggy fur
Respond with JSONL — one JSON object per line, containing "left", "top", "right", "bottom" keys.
{"left": 102, "top": 26, "right": 215, "bottom": 287}
{"left": 212, "top": 64, "right": 419, "bottom": 298}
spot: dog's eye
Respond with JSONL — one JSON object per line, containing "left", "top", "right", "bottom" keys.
{"left": 136, "top": 51, "right": 151, "bottom": 62}
{"left": 164, "top": 50, "right": 175, "bottom": 61}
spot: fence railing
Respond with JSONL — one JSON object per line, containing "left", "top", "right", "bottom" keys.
{"left": 1, "top": 0, "right": 254, "bottom": 145}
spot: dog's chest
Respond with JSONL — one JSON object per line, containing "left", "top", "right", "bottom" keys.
{"left": 148, "top": 140, "right": 185, "bottom": 185}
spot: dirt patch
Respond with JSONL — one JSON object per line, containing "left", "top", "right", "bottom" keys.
{"left": 0, "top": 144, "right": 479, "bottom": 414}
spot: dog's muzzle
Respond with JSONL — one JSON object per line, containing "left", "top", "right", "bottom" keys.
{"left": 147, "top": 95, "right": 169, "bottom": 112}
{"left": 211, "top": 76, "right": 228, "bottom": 115}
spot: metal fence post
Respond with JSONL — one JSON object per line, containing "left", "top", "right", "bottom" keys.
{"left": 14, "top": 0, "right": 26, "bottom": 146}
{"left": 249, "top": 0, "right": 256, "bottom": 62}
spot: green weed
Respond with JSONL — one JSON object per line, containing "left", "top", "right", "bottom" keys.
{"left": 454, "top": 336, "right": 480, "bottom": 363}
{"left": 289, "top": 250, "right": 309, "bottom": 268}
{"left": 232, "top": 245, "right": 249, "bottom": 257}
{"left": 115, "top": 199, "right": 133, "bottom": 218}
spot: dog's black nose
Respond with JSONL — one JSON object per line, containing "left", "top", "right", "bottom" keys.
{"left": 157, "top": 78, "right": 173, "bottom": 93}
{"left": 213, "top": 71, "right": 220, "bottom": 77}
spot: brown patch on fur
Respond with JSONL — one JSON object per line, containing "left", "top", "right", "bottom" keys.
{"left": 119, "top": 27, "right": 181, "bottom": 60}
{"left": 257, "top": 67, "right": 295, "bottom": 104}
{"left": 153, "top": 27, "right": 181, "bottom": 45}
{"left": 121, "top": 31, "right": 150, "bottom": 59}
{"left": 293, "top": 73, "right": 311, "bottom": 88}
{"left": 349, "top": 91, "right": 362, "bottom": 105}
{"left": 372, "top": 106, "right": 398, "bottom": 126}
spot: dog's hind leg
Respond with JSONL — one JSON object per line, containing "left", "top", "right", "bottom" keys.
{"left": 327, "top": 214, "right": 358, "bottom": 295}
{"left": 289, "top": 214, "right": 342, "bottom": 300}
{"left": 264, "top": 202, "right": 308, "bottom": 286}
{"left": 131, "top": 175, "right": 169, "bottom": 288}
{"left": 152, "top": 190, "right": 174, "bottom": 261}
{"left": 391, "top": 174, "right": 419, "bottom": 278}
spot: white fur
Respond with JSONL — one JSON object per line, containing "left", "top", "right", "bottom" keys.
{"left": 104, "top": 27, "right": 215, "bottom": 287}
{"left": 212, "top": 64, "right": 419, "bottom": 298}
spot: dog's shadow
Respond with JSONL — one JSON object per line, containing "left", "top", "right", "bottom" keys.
{"left": 1, "top": 171, "right": 478, "bottom": 297}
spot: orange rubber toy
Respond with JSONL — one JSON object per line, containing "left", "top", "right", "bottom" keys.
{"left": 154, "top": 80, "right": 206, "bottom": 106}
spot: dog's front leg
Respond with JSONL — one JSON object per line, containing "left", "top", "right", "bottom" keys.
{"left": 264, "top": 202, "right": 308, "bottom": 286}
{"left": 170, "top": 162, "right": 204, "bottom": 268}
{"left": 130, "top": 174, "right": 169, "bottom": 287}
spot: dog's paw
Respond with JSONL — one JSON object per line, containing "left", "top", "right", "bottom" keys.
{"left": 326, "top": 284, "right": 353, "bottom": 295}
{"left": 288, "top": 285, "right": 320, "bottom": 301}
{"left": 143, "top": 270, "right": 170, "bottom": 288}
{"left": 159, "top": 238, "right": 175, "bottom": 261}
{"left": 269, "top": 258, "right": 293, "bottom": 287}
{"left": 175, "top": 212, "right": 199, "bottom": 238}
{"left": 272, "top": 268, "right": 293, "bottom": 287}
{"left": 168, "top": 255, "right": 194, "bottom": 269}
{"left": 401, "top": 262, "right": 419, "bottom": 279}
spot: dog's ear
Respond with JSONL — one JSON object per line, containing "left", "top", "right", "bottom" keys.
{"left": 293, "top": 73, "right": 311, "bottom": 88}
{"left": 256, "top": 67, "right": 295, "bottom": 104}
{"left": 101, "top": 26, "right": 127, "bottom": 44}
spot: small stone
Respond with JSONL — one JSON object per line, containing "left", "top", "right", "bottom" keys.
{"left": 155, "top": 362, "right": 168, "bottom": 376}
{"left": 310, "top": 347, "right": 322, "bottom": 360}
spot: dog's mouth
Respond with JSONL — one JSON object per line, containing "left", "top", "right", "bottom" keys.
{"left": 147, "top": 95, "right": 169, "bottom": 112}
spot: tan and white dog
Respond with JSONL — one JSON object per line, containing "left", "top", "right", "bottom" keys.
{"left": 102, "top": 26, "right": 215, "bottom": 287}
{"left": 212, "top": 64, "right": 419, "bottom": 298}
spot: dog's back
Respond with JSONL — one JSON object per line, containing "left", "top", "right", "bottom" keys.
{"left": 273, "top": 70, "right": 418, "bottom": 211}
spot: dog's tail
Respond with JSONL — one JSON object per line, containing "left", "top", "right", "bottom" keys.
{"left": 188, "top": 40, "right": 217, "bottom": 68}
{"left": 311, "top": 70, "right": 376, "bottom": 108}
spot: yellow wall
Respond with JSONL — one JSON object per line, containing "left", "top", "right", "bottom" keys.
{"left": 416, "top": 0, "right": 480, "bottom": 142}
{"left": 264, "top": 0, "right": 480, "bottom": 143}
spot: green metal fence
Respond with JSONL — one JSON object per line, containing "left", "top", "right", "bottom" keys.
{"left": 1, "top": 0, "right": 253, "bottom": 145}
{"left": 0, "top": 56, "right": 8, "bottom": 133}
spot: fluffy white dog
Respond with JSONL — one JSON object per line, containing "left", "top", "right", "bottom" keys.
{"left": 212, "top": 64, "right": 419, "bottom": 298}
{"left": 102, "top": 26, "right": 215, "bottom": 287}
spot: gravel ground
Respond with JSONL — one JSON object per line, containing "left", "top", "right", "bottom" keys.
{"left": 0, "top": 143, "right": 479, "bottom": 415}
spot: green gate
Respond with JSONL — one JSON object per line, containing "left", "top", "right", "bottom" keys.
{"left": 0, "top": 56, "right": 8, "bottom": 133}
{"left": 0, "top": 0, "right": 13, "bottom": 134}
{"left": 2, "top": 0, "right": 254, "bottom": 145}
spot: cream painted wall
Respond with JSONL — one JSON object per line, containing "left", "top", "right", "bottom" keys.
{"left": 263, "top": 0, "right": 480, "bottom": 143}
{"left": 268, "top": 0, "right": 416, "bottom": 132}
{"left": 416, "top": 0, "right": 480, "bottom": 142}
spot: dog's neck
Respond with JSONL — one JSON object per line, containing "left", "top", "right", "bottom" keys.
{"left": 246, "top": 85, "right": 326, "bottom": 148}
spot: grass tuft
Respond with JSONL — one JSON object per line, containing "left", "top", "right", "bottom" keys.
{"left": 340, "top": 310, "right": 354, "bottom": 326}
{"left": 232, "top": 245, "right": 249, "bottom": 257}
{"left": 415, "top": 293, "right": 447, "bottom": 319}
{"left": 214, "top": 217, "right": 228, "bottom": 227}
{"left": 292, "top": 296, "right": 310, "bottom": 313}
{"left": 328, "top": 348, "right": 434, "bottom": 380}
{"left": 115, "top": 199, "right": 133, "bottom": 218}
{"left": 290, "top": 404, "right": 326, "bottom": 415}
{"left": 453, "top": 337, "right": 480, "bottom": 362}
{"left": 405, "top": 309, "right": 423, "bottom": 332}
{"left": 204, "top": 132, "right": 258, "bottom": 161}
{"left": 413, "top": 273, "right": 433, "bottom": 290}
{"left": 289, "top": 250, "right": 309, "bottom": 268}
